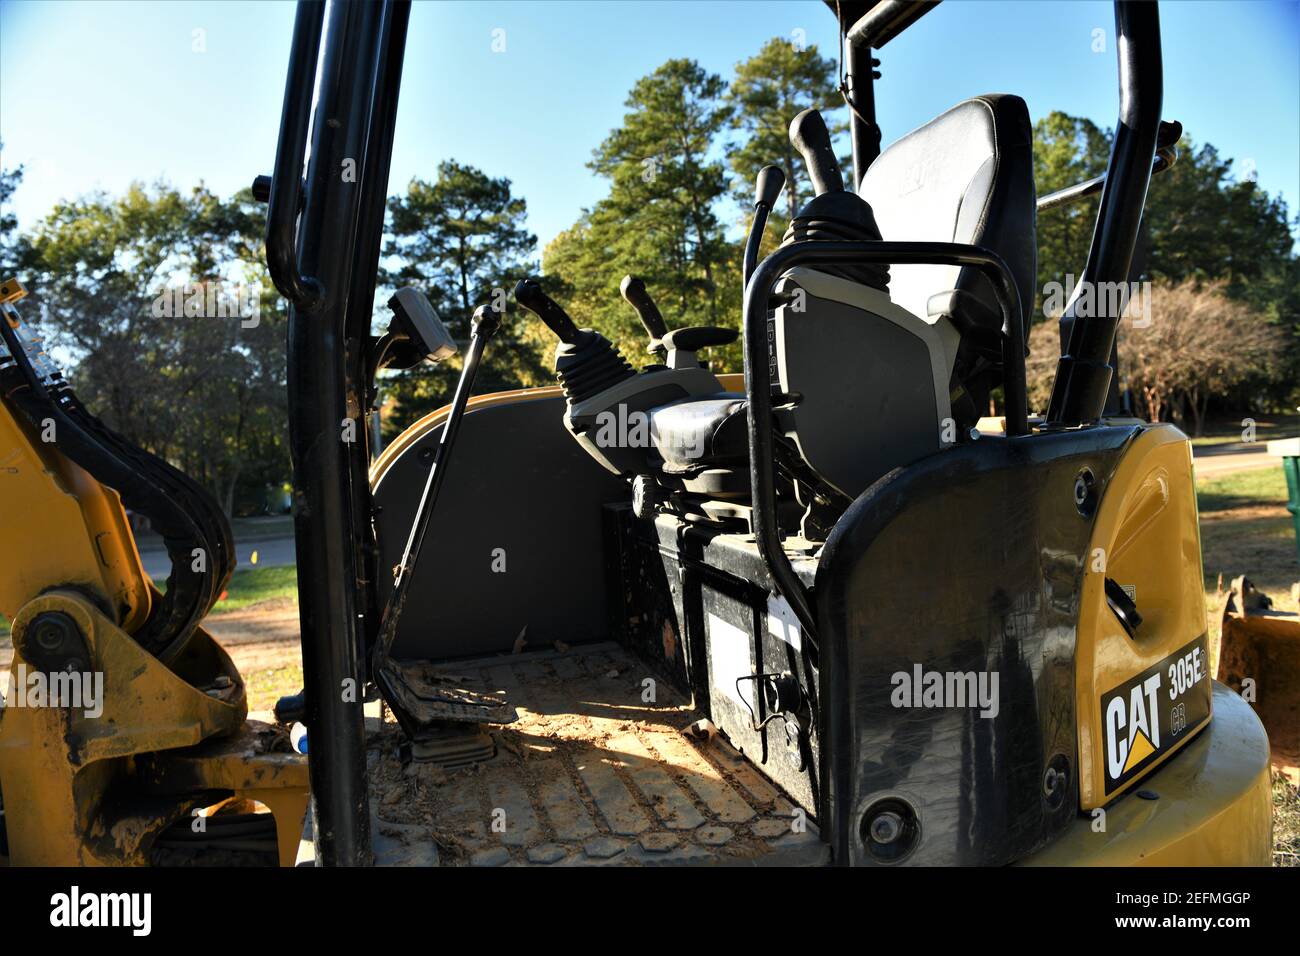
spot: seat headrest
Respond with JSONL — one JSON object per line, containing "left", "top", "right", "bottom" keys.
{"left": 860, "top": 94, "right": 1035, "bottom": 348}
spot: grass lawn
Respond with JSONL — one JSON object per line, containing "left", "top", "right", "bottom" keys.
{"left": 209, "top": 564, "right": 299, "bottom": 614}
{"left": 1195, "top": 463, "right": 1299, "bottom": 868}
{"left": 1196, "top": 465, "right": 1298, "bottom": 605}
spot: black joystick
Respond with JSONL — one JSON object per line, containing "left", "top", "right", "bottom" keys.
{"left": 514, "top": 278, "right": 635, "bottom": 406}
{"left": 789, "top": 108, "right": 845, "bottom": 196}
{"left": 744, "top": 165, "right": 787, "bottom": 287}
{"left": 619, "top": 275, "right": 669, "bottom": 356}
{"left": 782, "top": 108, "right": 888, "bottom": 292}
{"left": 514, "top": 278, "right": 583, "bottom": 344}
{"left": 755, "top": 164, "right": 786, "bottom": 210}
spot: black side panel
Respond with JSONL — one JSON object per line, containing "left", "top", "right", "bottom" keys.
{"left": 816, "top": 425, "right": 1140, "bottom": 866}
{"left": 610, "top": 508, "right": 822, "bottom": 815}
{"left": 372, "top": 395, "right": 626, "bottom": 659}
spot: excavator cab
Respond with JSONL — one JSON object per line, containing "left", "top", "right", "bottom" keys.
{"left": 0, "top": 0, "right": 1275, "bottom": 869}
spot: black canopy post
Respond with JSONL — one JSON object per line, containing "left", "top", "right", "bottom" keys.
{"left": 844, "top": 33, "right": 881, "bottom": 185}
{"left": 269, "top": 0, "right": 410, "bottom": 867}
{"left": 1047, "top": 1, "right": 1164, "bottom": 425}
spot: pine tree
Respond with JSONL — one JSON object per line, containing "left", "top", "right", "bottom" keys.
{"left": 383, "top": 161, "right": 548, "bottom": 431}
{"left": 725, "top": 38, "right": 844, "bottom": 223}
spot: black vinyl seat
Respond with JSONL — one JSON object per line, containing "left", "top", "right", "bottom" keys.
{"left": 860, "top": 93, "right": 1036, "bottom": 352}
{"left": 649, "top": 393, "right": 748, "bottom": 473}
{"left": 646, "top": 94, "right": 1036, "bottom": 487}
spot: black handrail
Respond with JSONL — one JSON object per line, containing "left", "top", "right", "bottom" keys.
{"left": 281, "top": 0, "right": 392, "bottom": 868}
{"left": 1037, "top": 118, "right": 1181, "bottom": 213}
{"left": 1036, "top": 142, "right": 1177, "bottom": 212}
{"left": 266, "top": 0, "right": 325, "bottom": 310}
{"left": 742, "top": 240, "right": 1028, "bottom": 644}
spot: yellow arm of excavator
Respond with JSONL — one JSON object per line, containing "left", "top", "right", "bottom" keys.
{"left": 0, "top": 379, "right": 151, "bottom": 632}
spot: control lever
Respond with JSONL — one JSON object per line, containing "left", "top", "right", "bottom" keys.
{"left": 619, "top": 275, "right": 669, "bottom": 357}
{"left": 373, "top": 303, "right": 504, "bottom": 736}
{"left": 789, "top": 108, "right": 844, "bottom": 196}
{"left": 744, "top": 165, "right": 787, "bottom": 288}
{"left": 514, "top": 277, "right": 583, "bottom": 344}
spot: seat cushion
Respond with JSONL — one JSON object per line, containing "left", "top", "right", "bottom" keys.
{"left": 860, "top": 93, "right": 1035, "bottom": 349}
{"left": 648, "top": 394, "right": 748, "bottom": 473}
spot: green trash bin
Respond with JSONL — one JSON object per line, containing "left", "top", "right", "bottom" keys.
{"left": 1268, "top": 437, "right": 1300, "bottom": 567}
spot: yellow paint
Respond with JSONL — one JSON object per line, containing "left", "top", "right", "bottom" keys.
{"left": 0, "top": 276, "right": 27, "bottom": 304}
{"left": 0, "top": 392, "right": 151, "bottom": 631}
{"left": 0, "top": 590, "right": 308, "bottom": 867}
{"left": 1122, "top": 729, "right": 1156, "bottom": 774}
{"left": 1075, "top": 424, "right": 1210, "bottom": 809}
{"left": 1024, "top": 682, "right": 1271, "bottom": 866}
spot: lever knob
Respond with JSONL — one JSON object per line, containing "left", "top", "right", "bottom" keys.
{"left": 514, "top": 278, "right": 582, "bottom": 344}
{"left": 471, "top": 303, "right": 503, "bottom": 340}
{"left": 789, "top": 109, "right": 844, "bottom": 196}
{"left": 619, "top": 275, "right": 669, "bottom": 342}
{"left": 755, "top": 165, "right": 786, "bottom": 211}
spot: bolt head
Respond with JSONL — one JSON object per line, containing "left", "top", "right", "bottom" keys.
{"left": 868, "top": 811, "right": 903, "bottom": 845}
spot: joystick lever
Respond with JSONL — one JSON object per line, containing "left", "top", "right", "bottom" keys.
{"left": 619, "top": 275, "right": 669, "bottom": 357}
{"left": 514, "top": 278, "right": 583, "bottom": 344}
{"left": 789, "top": 108, "right": 844, "bottom": 196}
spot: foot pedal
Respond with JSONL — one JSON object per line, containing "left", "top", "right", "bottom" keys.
{"left": 382, "top": 661, "right": 516, "bottom": 724}
{"left": 377, "top": 659, "right": 515, "bottom": 768}
{"left": 405, "top": 723, "right": 497, "bottom": 768}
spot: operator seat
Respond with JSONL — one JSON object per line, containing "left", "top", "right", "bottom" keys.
{"left": 646, "top": 93, "right": 1036, "bottom": 499}
{"left": 860, "top": 93, "right": 1036, "bottom": 396}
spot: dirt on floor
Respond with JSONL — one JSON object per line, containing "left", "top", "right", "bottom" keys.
{"left": 366, "top": 644, "right": 820, "bottom": 867}
{"left": 202, "top": 602, "right": 304, "bottom": 711}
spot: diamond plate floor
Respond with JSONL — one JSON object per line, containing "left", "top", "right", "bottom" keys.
{"left": 348, "top": 642, "right": 826, "bottom": 867}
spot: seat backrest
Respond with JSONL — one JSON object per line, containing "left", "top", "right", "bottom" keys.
{"left": 860, "top": 94, "right": 1036, "bottom": 345}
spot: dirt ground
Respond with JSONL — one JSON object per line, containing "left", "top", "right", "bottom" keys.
{"left": 200, "top": 599, "right": 304, "bottom": 711}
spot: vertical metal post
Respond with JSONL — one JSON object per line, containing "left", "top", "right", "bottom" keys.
{"left": 282, "top": 0, "right": 389, "bottom": 866}
{"left": 345, "top": 1, "right": 411, "bottom": 676}
{"left": 844, "top": 35, "right": 880, "bottom": 188}
{"left": 1047, "top": 1, "right": 1163, "bottom": 425}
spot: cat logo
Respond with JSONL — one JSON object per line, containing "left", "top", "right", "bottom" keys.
{"left": 1099, "top": 636, "right": 1213, "bottom": 794}
{"left": 1105, "top": 673, "right": 1162, "bottom": 782}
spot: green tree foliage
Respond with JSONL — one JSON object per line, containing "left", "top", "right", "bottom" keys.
{"left": 725, "top": 37, "right": 843, "bottom": 226}
{"left": 381, "top": 160, "right": 546, "bottom": 434}
{"left": 1031, "top": 114, "right": 1297, "bottom": 412}
{"left": 1032, "top": 112, "right": 1110, "bottom": 313}
{"left": 544, "top": 59, "right": 741, "bottom": 369}
{"left": 0, "top": 143, "right": 22, "bottom": 272}
{"left": 16, "top": 182, "right": 287, "bottom": 514}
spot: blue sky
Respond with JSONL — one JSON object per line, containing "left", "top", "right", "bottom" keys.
{"left": 2, "top": 0, "right": 1297, "bottom": 254}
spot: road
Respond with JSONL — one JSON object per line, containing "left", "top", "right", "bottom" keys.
{"left": 1190, "top": 441, "right": 1281, "bottom": 478}
{"left": 135, "top": 515, "right": 297, "bottom": 580}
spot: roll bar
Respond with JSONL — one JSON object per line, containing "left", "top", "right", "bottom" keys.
{"left": 265, "top": 0, "right": 325, "bottom": 311}
{"left": 1037, "top": 120, "right": 1181, "bottom": 213}
{"left": 265, "top": 0, "right": 412, "bottom": 867}
{"left": 1046, "top": 1, "right": 1165, "bottom": 425}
